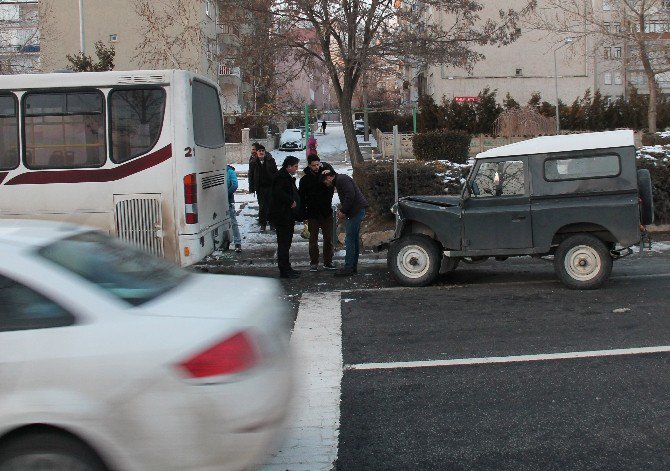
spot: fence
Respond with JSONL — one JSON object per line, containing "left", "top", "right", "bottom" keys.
{"left": 373, "top": 130, "right": 645, "bottom": 159}
{"left": 225, "top": 128, "right": 276, "bottom": 164}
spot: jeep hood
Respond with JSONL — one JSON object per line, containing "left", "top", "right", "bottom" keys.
{"left": 401, "top": 195, "right": 461, "bottom": 207}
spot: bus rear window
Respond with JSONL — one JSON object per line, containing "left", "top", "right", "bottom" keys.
{"left": 192, "top": 80, "right": 224, "bottom": 148}
{"left": 24, "top": 91, "right": 106, "bottom": 169}
{"left": 0, "top": 94, "right": 18, "bottom": 171}
{"left": 110, "top": 88, "right": 166, "bottom": 163}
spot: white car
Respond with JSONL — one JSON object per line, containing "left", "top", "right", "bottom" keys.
{"left": 354, "top": 119, "right": 366, "bottom": 134}
{"left": 0, "top": 220, "right": 293, "bottom": 471}
{"left": 278, "top": 129, "right": 305, "bottom": 151}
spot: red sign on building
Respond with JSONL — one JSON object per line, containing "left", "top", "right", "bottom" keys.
{"left": 454, "top": 96, "right": 480, "bottom": 103}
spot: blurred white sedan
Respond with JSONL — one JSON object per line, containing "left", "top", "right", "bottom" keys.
{"left": 0, "top": 220, "right": 293, "bottom": 471}
{"left": 278, "top": 128, "right": 305, "bottom": 151}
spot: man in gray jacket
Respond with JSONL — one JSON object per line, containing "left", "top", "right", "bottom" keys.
{"left": 322, "top": 169, "right": 368, "bottom": 276}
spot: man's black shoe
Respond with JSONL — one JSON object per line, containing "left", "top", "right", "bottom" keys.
{"left": 280, "top": 271, "right": 300, "bottom": 279}
{"left": 334, "top": 267, "right": 355, "bottom": 277}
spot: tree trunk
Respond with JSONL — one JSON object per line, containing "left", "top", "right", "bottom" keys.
{"left": 647, "top": 74, "right": 658, "bottom": 134}
{"left": 339, "top": 95, "right": 364, "bottom": 165}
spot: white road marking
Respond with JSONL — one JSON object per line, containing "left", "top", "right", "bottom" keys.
{"left": 346, "top": 345, "right": 670, "bottom": 371}
{"left": 260, "top": 291, "right": 342, "bottom": 471}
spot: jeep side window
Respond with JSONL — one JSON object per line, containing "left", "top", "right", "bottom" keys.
{"left": 500, "top": 160, "right": 525, "bottom": 196}
{"left": 544, "top": 154, "right": 620, "bottom": 181}
{"left": 471, "top": 162, "right": 499, "bottom": 197}
{"left": 471, "top": 160, "right": 525, "bottom": 197}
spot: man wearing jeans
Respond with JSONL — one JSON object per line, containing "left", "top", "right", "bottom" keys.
{"left": 322, "top": 170, "right": 368, "bottom": 277}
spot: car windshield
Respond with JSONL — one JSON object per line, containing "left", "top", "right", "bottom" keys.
{"left": 38, "top": 231, "right": 190, "bottom": 306}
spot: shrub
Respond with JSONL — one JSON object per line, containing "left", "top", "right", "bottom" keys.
{"left": 641, "top": 133, "right": 670, "bottom": 146}
{"left": 413, "top": 130, "right": 471, "bottom": 163}
{"left": 353, "top": 161, "right": 444, "bottom": 215}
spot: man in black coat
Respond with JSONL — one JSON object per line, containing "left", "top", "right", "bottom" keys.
{"left": 250, "top": 145, "right": 277, "bottom": 231}
{"left": 269, "top": 155, "right": 301, "bottom": 279}
{"left": 248, "top": 142, "right": 260, "bottom": 195}
{"left": 322, "top": 169, "right": 369, "bottom": 277}
{"left": 299, "top": 154, "right": 335, "bottom": 271}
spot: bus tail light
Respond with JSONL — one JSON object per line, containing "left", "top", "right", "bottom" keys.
{"left": 184, "top": 173, "right": 198, "bottom": 224}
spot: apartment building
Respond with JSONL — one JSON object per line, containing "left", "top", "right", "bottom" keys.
{"left": 414, "top": 0, "right": 668, "bottom": 106}
{"left": 36, "top": 0, "right": 245, "bottom": 111}
{"left": 0, "top": 0, "right": 40, "bottom": 74}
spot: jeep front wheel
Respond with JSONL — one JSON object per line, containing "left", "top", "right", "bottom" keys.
{"left": 554, "top": 234, "right": 612, "bottom": 289}
{"left": 388, "top": 234, "right": 441, "bottom": 287}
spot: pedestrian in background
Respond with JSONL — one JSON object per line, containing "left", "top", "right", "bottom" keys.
{"left": 226, "top": 164, "right": 242, "bottom": 252}
{"left": 250, "top": 145, "right": 277, "bottom": 232}
{"left": 248, "top": 142, "right": 260, "bottom": 195}
{"left": 306, "top": 134, "right": 317, "bottom": 157}
{"left": 322, "top": 170, "right": 369, "bottom": 277}
{"left": 269, "top": 156, "right": 302, "bottom": 279}
{"left": 299, "top": 154, "right": 335, "bottom": 272}
{"left": 321, "top": 119, "right": 327, "bottom": 134}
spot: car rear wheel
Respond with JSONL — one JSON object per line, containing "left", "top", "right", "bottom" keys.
{"left": 0, "top": 432, "right": 107, "bottom": 471}
{"left": 388, "top": 234, "right": 441, "bottom": 287}
{"left": 554, "top": 234, "right": 612, "bottom": 290}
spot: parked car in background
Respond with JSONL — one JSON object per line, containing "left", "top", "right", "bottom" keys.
{"left": 0, "top": 220, "right": 293, "bottom": 471}
{"left": 354, "top": 119, "right": 366, "bottom": 135}
{"left": 279, "top": 129, "right": 305, "bottom": 151}
{"left": 386, "top": 130, "right": 653, "bottom": 290}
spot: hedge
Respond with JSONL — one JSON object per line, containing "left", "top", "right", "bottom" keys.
{"left": 353, "top": 161, "right": 445, "bottom": 216}
{"left": 412, "top": 130, "right": 471, "bottom": 163}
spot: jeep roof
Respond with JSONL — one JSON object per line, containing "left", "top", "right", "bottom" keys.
{"left": 476, "top": 130, "right": 635, "bottom": 159}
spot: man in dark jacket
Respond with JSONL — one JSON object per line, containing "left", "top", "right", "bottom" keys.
{"left": 248, "top": 142, "right": 260, "bottom": 195}
{"left": 269, "top": 156, "right": 301, "bottom": 279}
{"left": 299, "top": 154, "right": 335, "bottom": 271}
{"left": 322, "top": 169, "right": 369, "bottom": 276}
{"left": 250, "top": 145, "right": 277, "bottom": 232}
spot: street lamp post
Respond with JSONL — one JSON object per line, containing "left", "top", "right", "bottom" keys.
{"left": 79, "top": 0, "right": 85, "bottom": 54}
{"left": 554, "top": 38, "right": 573, "bottom": 134}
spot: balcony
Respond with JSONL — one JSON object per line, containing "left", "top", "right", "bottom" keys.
{"left": 218, "top": 65, "right": 241, "bottom": 87}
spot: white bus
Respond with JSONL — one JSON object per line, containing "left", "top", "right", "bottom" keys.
{"left": 0, "top": 69, "right": 231, "bottom": 267}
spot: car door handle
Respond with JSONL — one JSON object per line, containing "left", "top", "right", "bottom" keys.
{"left": 512, "top": 215, "right": 526, "bottom": 222}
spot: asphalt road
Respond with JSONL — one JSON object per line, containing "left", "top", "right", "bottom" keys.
{"left": 202, "top": 249, "right": 670, "bottom": 470}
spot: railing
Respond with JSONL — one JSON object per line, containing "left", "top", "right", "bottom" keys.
{"left": 218, "top": 23, "right": 240, "bottom": 37}
{"left": 218, "top": 65, "right": 241, "bottom": 78}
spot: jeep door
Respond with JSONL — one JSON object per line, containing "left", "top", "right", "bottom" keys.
{"left": 463, "top": 158, "right": 532, "bottom": 250}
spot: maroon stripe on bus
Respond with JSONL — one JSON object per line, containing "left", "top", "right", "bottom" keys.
{"left": 0, "top": 172, "right": 7, "bottom": 184}
{"left": 4, "top": 145, "right": 172, "bottom": 185}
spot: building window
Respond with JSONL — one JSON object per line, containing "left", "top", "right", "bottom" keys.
{"left": 604, "top": 72, "right": 612, "bottom": 85}
{"left": 613, "top": 47, "right": 622, "bottom": 58}
{"left": 603, "top": 0, "right": 612, "bottom": 10}
{"left": 663, "top": 0, "right": 670, "bottom": 9}
{"left": 604, "top": 47, "right": 610, "bottom": 59}
{"left": 614, "top": 72, "right": 623, "bottom": 85}
{"left": 515, "top": 68, "right": 523, "bottom": 76}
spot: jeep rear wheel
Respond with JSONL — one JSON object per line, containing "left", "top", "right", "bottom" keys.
{"left": 554, "top": 234, "right": 612, "bottom": 290}
{"left": 388, "top": 234, "right": 441, "bottom": 287}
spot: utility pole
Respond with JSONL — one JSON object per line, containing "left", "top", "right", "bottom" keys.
{"left": 79, "top": 0, "right": 85, "bottom": 54}
{"left": 304, "top": 104, "right": 310, "bottom": 139}
{"left": 363, "top": 84, "right": 370, "bottom": 142}
{"left": 412, "top": 104, "right": 417, "bottom": 134}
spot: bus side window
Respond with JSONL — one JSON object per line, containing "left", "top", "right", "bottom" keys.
{"left": 110, "top": 88, "right": 166, "bottom": 164}
{"left": 0, "top": 94, "right": 18, "bottom": 171}
{"left": 24, "top": 91, "right": 106, "bottom": 170}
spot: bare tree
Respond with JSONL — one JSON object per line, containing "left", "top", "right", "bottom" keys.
{"left": 133, "top": 0, "right": 216, "bottom": 74}
{"left": 532, "top": 0, "right": 670, "bottom": 133}
{"left": 229, "top": 0, "right": 534, "bottom": 164}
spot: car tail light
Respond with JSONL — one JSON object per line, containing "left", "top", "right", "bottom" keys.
{"left": 184, "top": 173, "right": 198, "bottom": 224}
{"left": 178, "top": 331, "right": 258, "bottom": 379}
